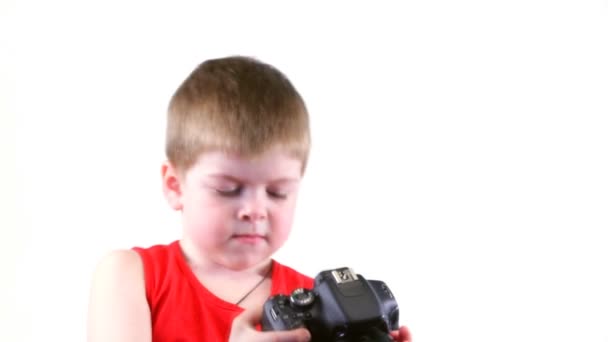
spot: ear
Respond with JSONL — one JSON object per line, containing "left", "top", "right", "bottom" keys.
{"left": 161, "top": 161, "right": 184, "bottom": 211}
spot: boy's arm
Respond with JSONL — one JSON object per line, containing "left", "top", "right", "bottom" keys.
{"left": 87, "top": 250, "right": 151, "bottom": 342}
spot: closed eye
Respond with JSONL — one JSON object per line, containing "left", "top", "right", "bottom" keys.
{"left": 216, "top": 187, "right": 242, "bottom": 197}
{"left": 267, "top": 190, "right": 287, "bottom": 199}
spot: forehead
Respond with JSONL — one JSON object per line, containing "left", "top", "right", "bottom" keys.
{"left": 187, "top": 148, "right": 303, "bottom": 182}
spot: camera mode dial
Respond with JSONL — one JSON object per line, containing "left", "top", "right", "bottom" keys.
{"left": 289, "top": 288, "right": 315, "bottom": 308}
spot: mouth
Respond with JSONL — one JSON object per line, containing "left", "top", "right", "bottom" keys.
{"left": 231, "top": 234, "right": 266, "bottom": 244}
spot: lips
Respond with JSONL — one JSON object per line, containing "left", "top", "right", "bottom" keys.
{"left": 232, "top": 234, "right": 266, "bottom": 244}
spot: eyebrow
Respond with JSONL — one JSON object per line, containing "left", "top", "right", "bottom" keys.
{"left": 205, "top": 174, "right": 299, "bottom": 184}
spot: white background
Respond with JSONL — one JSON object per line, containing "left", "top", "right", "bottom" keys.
{"left": 2, "top": 1, "right": 608, "bottom": 341}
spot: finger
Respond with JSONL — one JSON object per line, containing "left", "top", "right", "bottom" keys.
{"left": 390, "top": 326, "right": 412, "bottom": 342}
{"left": 262, "top": 328, "right": 311, "bottom": 342}
{"left": 399, "top": 326, "right": 412, "bottom": 341}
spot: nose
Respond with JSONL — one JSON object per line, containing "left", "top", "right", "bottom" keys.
{"left": 237, "top": 191, "right": 267, "bottom": 222}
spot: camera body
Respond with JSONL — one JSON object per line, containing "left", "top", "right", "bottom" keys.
{"left": 261, "top": 267, "right": 399, "bottom": 341}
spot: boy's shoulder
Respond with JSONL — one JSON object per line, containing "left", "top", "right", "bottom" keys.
{"left": 270, "top": 259, "right": 314, "bottom": 291}
{"left": 131, "top": 240, "right": 178, "bottom": 258}
{"left": 130, "top": 240, "right": 182, "bottom": 287}
{"left": 93, "top": 248, "right": 143, "bottom": 278}
{"left": 88, "top": 248, "right": 150, "bottom": 340}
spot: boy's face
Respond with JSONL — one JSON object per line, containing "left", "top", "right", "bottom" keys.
{"left": 163, "top": 148, "right": 303, "bottom": 270}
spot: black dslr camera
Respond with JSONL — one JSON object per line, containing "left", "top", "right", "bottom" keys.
{"left": 261, "top": 267, "right": 399, "bottom": 342}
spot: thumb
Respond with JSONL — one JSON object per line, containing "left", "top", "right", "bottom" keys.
{"left": 262, "top": 328, "right": 311, "bottom": 342}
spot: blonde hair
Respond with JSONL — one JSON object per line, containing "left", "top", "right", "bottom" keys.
{"left": 166, "top": 56, "right": 310, "bottom": 173}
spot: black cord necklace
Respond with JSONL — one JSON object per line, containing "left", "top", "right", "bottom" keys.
{"left": 235, "top": 266, "right": 272, "bottom": 306}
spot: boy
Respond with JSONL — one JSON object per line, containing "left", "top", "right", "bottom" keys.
{"left": 87, "top": 56, "right": 411, "bottom": 341}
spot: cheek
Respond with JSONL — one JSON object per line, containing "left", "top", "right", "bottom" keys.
{"left": 271, "top": 201, "right": 297, "bottom": 230}
{"left": 182, "top": 197, "right": 234, "bottom": 233}
{"left": 183, "top": 208, "right": 232, "bottom": 248}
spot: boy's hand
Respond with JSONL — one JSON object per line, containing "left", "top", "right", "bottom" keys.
{"left": 229, "top": 306, "right": 311, "bottom": 342}
{"left": 390, "top": 326, "right": 412, "bottom": 342}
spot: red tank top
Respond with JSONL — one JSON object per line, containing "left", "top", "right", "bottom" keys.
{"left": 133, "top": 240, "right": 313, "bottom": 342}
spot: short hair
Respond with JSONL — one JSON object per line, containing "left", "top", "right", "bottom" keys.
{"left": 166, "top": 56, "right": 310, "bottom": 174}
